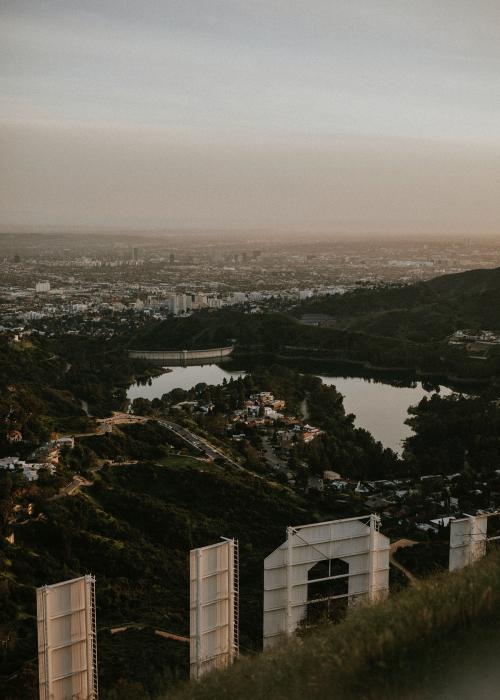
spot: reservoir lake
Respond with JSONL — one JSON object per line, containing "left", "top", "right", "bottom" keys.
{"left": 127, "top": 364, "right": 454, "bottom": 455}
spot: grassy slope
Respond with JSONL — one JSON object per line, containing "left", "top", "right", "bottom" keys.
{"left": 166, "top": 550, "right": 500, "bottom": 700}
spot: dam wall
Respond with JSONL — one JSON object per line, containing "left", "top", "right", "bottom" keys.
{"left": 129, "top": 346, "right": 234, "bottom": 362}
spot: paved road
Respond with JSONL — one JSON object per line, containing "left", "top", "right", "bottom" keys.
{"left": 54, "top": 412, "right": 248, "bottom": 501}
{"left": 53, "top": 475, "right": 92, "bottom": 499}
{"left": 60, "top": 414, "right": 246, "bottom": 498}
{"left": 70, "top": 412, "right": 232, "bottom": 469}
{"left": 158, "top": 419, "right": 243, "bottom": 470}
{"left": 261, "top": 435, "right": 288, "bottom": 474}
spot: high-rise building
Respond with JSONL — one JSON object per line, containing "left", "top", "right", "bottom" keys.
{"left": 165, "top": 293, "right": 191, "bottom": 315}
{"left": 208, "top": 297, "right": 223, "bottom": 309}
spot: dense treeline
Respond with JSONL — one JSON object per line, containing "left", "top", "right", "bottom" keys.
{"left": 294, "top": 380, "right": 400, "bottom": 480}
{"left": 132, "top": 309, "right": 500, "bottom": 382}
{"left": 0, "top": 364, "right": 405, "bottom": 698}
{"left": 0, "top": 369, "right": 498, "bottom": 697}
{"left": 404, "top": 392, "right": 500, "bottom": 477}
{"left": 132, "top": 365, "right": 318, "bottom": 416}
{"left": 0, "top": 336, "right": 86, "bottom": 453}
{"left": 60, "top": 335, "right": 146, "bottom": 417}
{"left": 297, "top": 265, "right": 500, "bottom": 341}
{"left": 0, "top": 332, "right": 156, "bottom": 454}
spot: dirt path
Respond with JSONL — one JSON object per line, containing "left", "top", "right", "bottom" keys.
{"left": 300, "top": 397, "right": 310, "bottom": 420}
{"left": 390, "top": 539, "right": 419, "bottom": 585}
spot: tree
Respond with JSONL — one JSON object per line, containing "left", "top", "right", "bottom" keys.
{"left": 131, "top": 397, "right": 153, "bottom": 416}
{"left": 105, "top": 679, "right": 150, "bottom": 700}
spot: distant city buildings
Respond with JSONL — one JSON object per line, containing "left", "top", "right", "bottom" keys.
{"left": 35, "top": 281, "right": 50, "bottom": 293}
{"left": 2, "top": 234, "right": 500, "bottom": 335}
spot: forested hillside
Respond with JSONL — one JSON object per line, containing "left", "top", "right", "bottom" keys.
{"left": 0, "top": 439, "right": 316, "bottom": 699}
{"left": 297, "top": 265, "right": 500, "bottom": 341}
{"left": 0, "top": 333, "right": 157, "bottom": 456}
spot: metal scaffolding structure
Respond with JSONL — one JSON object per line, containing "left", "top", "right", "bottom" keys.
{"left": 37, "top": 575, "right": 98, "bottom": 700}
{"left": 190, "top": 538, "right": 239, "bottom": 679}
{"left": 263, "top": 515, "right": 390, "bottom": 648}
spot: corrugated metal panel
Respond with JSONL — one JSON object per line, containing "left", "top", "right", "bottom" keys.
{"left": 37, "top": 575, "right": 98, "bottom": 699}
{"left": 190, "top": 539, "right": 238, "bottom": 679}
{"left": 449, "top": 515, "right": 488, "bottom": 571}
{"left": 263, "top": 515, "right": 390, "bottom": 648}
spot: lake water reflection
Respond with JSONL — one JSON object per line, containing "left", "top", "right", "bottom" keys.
{"left": 127, "top": 365, "right": 453, "bottom": 455}
{"left": 127, "top": 364, "right": 245, "bottom": 400}
{"left": 318, "top": 375, "right": 453, "bottom": 454}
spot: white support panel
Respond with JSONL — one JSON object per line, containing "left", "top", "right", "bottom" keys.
{"left": 37, "top": 575, "right": 98, "bottom": 700}
{"left": 190, "top": 539, "right": 238, "bottom": 679}
{"left": 449, "top": 515, "right": 488, "bottom": 571}
{"left": 263, "top": 515, "right": 390, "bottom": 648}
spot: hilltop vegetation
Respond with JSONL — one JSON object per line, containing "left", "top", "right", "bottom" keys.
{"left": 298, "top": 265, "right": 500, "bottom": 341}
{"left": 0, "top": 332, "right": 157, "bottom": 456}
{"left": 404, "top": 392, "right": 500, "bottom": 477}
{"left": 4, "top": 362, "right": 500, "bottom": 697}
{"left": 166, "top": 549, "right": 500, "bottom": 700}
{"left": 0, "top": 335, "right": 87, "bottom": 451}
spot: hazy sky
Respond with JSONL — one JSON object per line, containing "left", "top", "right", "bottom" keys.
{"left": 1, "top": 1, "right": 500, "bottom": 234}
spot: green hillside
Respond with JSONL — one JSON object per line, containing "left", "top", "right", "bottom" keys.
{"left": 166, "top": 550, "right": 500, "bottom": 700}
{"left": 298, "top": 266, "right": 500, "bottom": 342}
{"left": 0, "top": 332, "right": 159, "bottom": 456}
{"left": 0, "top": 426, "right": 321, "bottom": 699}
{"left": 427, "top": 266, "right": 500, "bottom": 295}
{"left": 0, "top": 335, "right": 88, "bottom": 450}
{"left": 131, "top": 267, "right": 500, "bottom": 382}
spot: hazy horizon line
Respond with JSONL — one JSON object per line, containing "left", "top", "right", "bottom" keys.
{"left": 0, "top": 226, "right": 498, "bottom": 240}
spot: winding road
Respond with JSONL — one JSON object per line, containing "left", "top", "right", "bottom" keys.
{"left": 157, "top": 419, "right": 243, "bottom": 470}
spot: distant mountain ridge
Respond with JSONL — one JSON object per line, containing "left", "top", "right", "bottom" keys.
{"left": 297, "top": 265, "right": 500, "bottom": 342}
{"left": 426, "top": 265, "right": 500, "bottom": 295}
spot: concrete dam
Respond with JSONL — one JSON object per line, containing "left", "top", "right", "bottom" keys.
{"left": 128, "top": 346, "right": 234, "bottom": 365}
